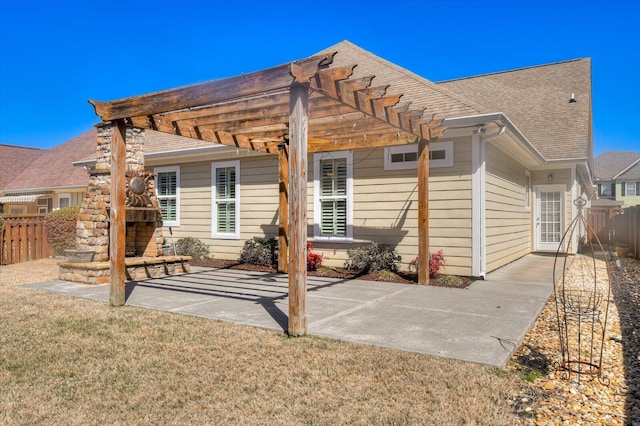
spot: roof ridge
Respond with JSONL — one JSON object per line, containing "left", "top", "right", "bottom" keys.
{"left": 437, "top": 58, "right": 591, "bottom": 83}
{"left": 0, "top": 143, "right": 43, "bottom": 150}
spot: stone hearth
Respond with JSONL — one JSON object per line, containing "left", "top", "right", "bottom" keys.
{"left": 59, "top": 255, "right": 191, "bottom": 285}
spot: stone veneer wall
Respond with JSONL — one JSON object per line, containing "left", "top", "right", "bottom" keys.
{"left": 75, "top": 123, "right": 163, "bottom": 261}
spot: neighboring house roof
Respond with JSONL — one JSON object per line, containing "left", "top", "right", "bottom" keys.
{"left": 618, "top": 160, "right": 640, "bottom": 180}
{"left": 315, "top": 41, "right": 487, "bottom": 120}
{"left": 593, "top": 150, "right": 640, "bottom": 180}
{"left": 3, "top": 129, "right": 98, "bottom": 192}
{"left": 438, "top": 59, "right": 592, "bottom": 161}
{"left": 0, "top": 144, "right": 44, "bottom": 189}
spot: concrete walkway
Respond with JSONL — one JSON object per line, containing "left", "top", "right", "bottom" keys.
{"left": 24, "top": 253, "right": 565, "bottom": 368}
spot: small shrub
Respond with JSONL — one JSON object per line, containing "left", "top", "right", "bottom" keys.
{"left": 239, "top": 237, "right": 278, "bottom": 268}
{"left": 377, "top": 270, "right": 398, "bottom": 281}
{"left": 306, "top": 242, "right": 323, "bottom": 271}
{"left": 439, "top": 275, "right": 462, "bottom": 286}
{"left": 44, "top": 206, "right": 80, "bottom": 255}
{"left": 409, "top": 249, "right": 446, "bottom": 278}
{"left": 430, "top": 250, "right": 446, "bottom": 277}
{"left": 344, "top": 242, "right": 401, "bottom": 273}
{"left": 175, "top": 237, "right": 210, "bottom": 260}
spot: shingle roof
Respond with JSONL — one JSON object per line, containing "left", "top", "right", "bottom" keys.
{"left": 75, "top": 128, "right": 222, "bottom": 165}
{"left": 593, "top": 150, "right": 640, "bottom": 180}
{"left": 314, "top": 41, "right": 487, "bottom": 120}
{"left": 438, "top": 59, "right": 592, "bottom": 160}
{"left": 143, "top": 129, "right": 220, "bottom": 153}
{"left": 619, "top": 162, "right": 640, "bottom": 180}
{"left": 0, "top": 144, "right": 44, "bottom": 189}
{"left": 3, "top": 129, "right": 97, "bottom": 191}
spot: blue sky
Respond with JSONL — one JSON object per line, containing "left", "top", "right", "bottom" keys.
{"left": 1, "top": 0, "right": 638, "bottom": 156}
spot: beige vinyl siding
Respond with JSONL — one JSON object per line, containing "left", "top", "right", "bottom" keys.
{"left": 155, "top": 139, "right": 473, "bottom": 275}
{"left": 484, "top": 144, "right": 530, "bottom": 272}
{"left": 308, "top": 139, "right": 472, "bottom": 276}
{"left": 164, "top": 157, "right": 280, "bottom": 261}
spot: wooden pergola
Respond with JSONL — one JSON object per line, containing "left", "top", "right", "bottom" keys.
{"left": 89, "top": 52, "right": 443, "bottom": 336}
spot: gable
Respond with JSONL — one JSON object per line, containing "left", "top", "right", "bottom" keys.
{"left": 594, "top": 150, "right": 640, "bottom": 179}
{"left": 617, "top": 160, "right": 640, "bottom": 180}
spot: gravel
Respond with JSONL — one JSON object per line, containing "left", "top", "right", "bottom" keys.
{"left": 507, "top": 255, "right": 640, "bottom": 425}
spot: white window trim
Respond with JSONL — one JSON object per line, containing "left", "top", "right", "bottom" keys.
{"left": 384, "top": 141, "right": 453, "bottom": 170}
{"left": 154, "top": 166, "right": 180, "bottom": 227}
{"left": 56, "top": 193, "right": 71, "bottom": 210}
{"left": 211, "top": 160, "right": 240, "bottom": 240}
{"left": 524, "top": 170, "right": 531, "bottom": 211}
{"left": 313, "top": 151, "right": 353, "bottom": 243}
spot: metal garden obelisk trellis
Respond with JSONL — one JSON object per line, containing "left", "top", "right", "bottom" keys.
{"left": 552, "top": 197, "right": 611, "bottom": 383}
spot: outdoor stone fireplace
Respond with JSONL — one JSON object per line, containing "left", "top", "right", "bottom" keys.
{"left": 59, "top": 123, "right": 190, "bottom": 284}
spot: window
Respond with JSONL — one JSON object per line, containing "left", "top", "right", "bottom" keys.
{"left": 212, "top": 161, "right": 240, "bottom": 239}
{"left": 155, "top": 166, "right": 180, "bottom": 227}
{"left": 314, "top": 151, "right": 353, "bottom": 242}
{"left": 623, "top": 181, "right": 639, "bottom": 197}
{"left": 524, "top": 170, "right": 531, "bottom": 210}
{"left": 384, "top": 141, "right": 453, "bottom": 170}
{"left": 598, "top": 183, "right": 614, "bottom": 198}
{"left": 57, "top": 193, "right": 71, "bottom": 210}
{"left": 37, "top": 198, "right": 50, "bottom": 214}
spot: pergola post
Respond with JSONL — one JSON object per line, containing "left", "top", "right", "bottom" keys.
{"left": 278, "top": 144, "right": 289, "bottom": 273}
{"left": 287, "top": 83, "right": 308, "bottom": 336}
{"left": 418, "top": 138, "right": 430, "bottom": 285}
{"left": 109, "top": 120, "right": 127, "bottom": 305}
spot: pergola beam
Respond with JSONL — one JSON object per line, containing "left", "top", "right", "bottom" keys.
{"left": 89, "top": 54, "right": 335, "bottom": 121}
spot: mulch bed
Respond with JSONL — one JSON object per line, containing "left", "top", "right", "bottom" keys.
{"left": 190, "top": 258, "right": 474, "bottom": 289}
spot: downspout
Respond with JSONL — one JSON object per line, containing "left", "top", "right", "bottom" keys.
{"left": 472, "top": 125, "right": 506, "bottom": 278}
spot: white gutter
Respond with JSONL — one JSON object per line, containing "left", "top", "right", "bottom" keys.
{"left": 471, "top": 125, "right": 506, "bottom": 278}
{"left": 443, "top": 112, "right": 546, "bottom": 165}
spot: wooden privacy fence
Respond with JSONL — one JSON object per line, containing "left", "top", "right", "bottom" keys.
{"left": 586, "top": 207, "right": 621, "bottom": 245}
{"left": 587, "top": 205, "right": 640, "bottom": 258}
{"left": 0, "top": 214, "right": 53, "bottom": 265}
{"left": 613, "top": 205, "right": 640, "bottom": 258}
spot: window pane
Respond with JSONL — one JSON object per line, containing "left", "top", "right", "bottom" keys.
{"left": 320, "top": 158, "right": 347, "bottom": 196}
{"left": 430, "top": 150, "right": 446, "bottom": 161}
{"left": 216, "top": 167, "right": 236, "bottom": 199}
{"left": 59, "top": 198, "right": 70, "bottom": 209}
{"left": 391, "top": 153, "right": 404, "bottom": 163}
{"left": 217, "top": 201, "right": 235, "bottom": 233}
{"left": 321, "top": 200, "right": 346, "bottom": 236}
{"left": 404, "top": 152, "right": 417, "bottom": 162}
{"left": 159, "top": 198, "right": 176, "bottom": 221}
{"left": 157, "top": 172, "right": 177, "bottom": 196}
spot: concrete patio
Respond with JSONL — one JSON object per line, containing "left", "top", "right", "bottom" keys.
{"left": 24, "top": 253, "right": 567, "bottom": 368}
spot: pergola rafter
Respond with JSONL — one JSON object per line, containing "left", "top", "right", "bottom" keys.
{"left": 89, "top": 50, "right": 443, "bottom": 336}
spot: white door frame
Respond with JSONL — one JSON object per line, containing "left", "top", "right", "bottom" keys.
{"left": 534, "top": 184, "right": 566, "bottom": 252}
